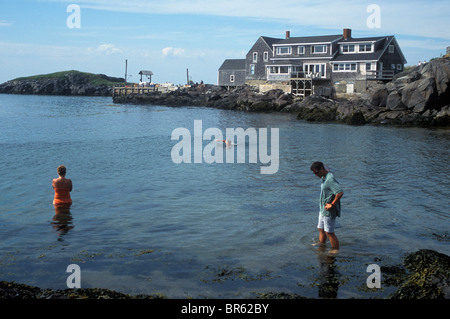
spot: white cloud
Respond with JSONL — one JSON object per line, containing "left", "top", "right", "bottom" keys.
{"left": 0, "top": 20, "right": 12, "bottom": 27}
{"left": 162, "top": 47, "right": 186, "bottom": 57}
{"left": 46, "top": 0, "right": 450, "bottom": 40}
{"left": 88, "top": 43, "right": 122, "bottom": 55}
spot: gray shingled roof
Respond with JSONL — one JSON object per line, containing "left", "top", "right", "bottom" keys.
{"left": 219, "top": 59, "right": 246, "bottom": 71}
{"left": 274, "top": 34, "right": 343, "bottom": 45}
{"left": 331, "top": 36, "right": 402, "bottom": 62}
{"left": 337, "top": 36, "right": 386, "bottom": 43}
{"left": 261, "top": 36, "right": 281, "bottom": 48}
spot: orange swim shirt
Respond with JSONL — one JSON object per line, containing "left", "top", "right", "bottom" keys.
{"left": 53, "top": 188, "right": 72, "bottom": 206}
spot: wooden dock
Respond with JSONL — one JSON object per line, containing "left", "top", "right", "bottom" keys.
{"left": 112, "top": 85, "right": 158, "bottom": 97}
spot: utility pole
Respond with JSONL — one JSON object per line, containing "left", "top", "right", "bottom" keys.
{"left": 125, "top": 59, "right": 128, "bottom": 84}
{"left": 186, "top": 68, "right": 189, "bottom": 85}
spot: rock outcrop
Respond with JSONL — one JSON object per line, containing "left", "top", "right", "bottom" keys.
{"left": 113, "top": 57, "right": 450, "bottom": 127}
{"left": 0, "top": 70, "right": 124, "bottom": 96}
{"left": 390, "top": 249, "right": 450, "bottom": 299}
{"left": 295, "top": 57, "right": 450, "bottom": 126}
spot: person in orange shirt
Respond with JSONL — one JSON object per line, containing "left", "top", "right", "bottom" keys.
{"left": 52, "top": 165, "right": 73, "bottom": 209}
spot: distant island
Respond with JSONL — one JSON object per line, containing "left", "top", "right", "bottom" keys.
{"left": 0, "top": 70, "right": 124, "bottom": 96}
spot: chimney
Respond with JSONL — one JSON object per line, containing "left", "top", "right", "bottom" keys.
{"left": 343, "top": 28, "right": 351, "bottom": 40}
{"left": 286, "top": 31, "right": 290, "bottom": 39}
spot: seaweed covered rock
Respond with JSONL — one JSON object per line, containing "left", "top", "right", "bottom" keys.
{"left": 0, "top": 281, "right": 165, "bottom": 299}
{"left": 295, "top": 95, "right": 338, "bottom": 122}
{"left": 390, "top": 249, "right": 450, "bottom": 299}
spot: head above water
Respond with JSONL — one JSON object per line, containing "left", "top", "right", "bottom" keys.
{"left": 57, "top": 165, "right": 67, "bottom": 177}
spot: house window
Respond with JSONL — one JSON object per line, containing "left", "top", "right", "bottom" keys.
{"left": 313, "top": 45, "right": 327, "bottom": 53}
{"left": 268, "top": 66, "right": 289, "bottom": 74}
{"left": 397, "top": 64, "right": 402, "bottom": 71}
{"left": 250, "top": 64, "right": 255, "bottom": 75}
{"left": 359, "top": 44, "right": 372, "bottom": 52}
{"left": 230, "top": 75, "right": 235, "bottom": 83}
{"left": 333, "top": 63, "right": 357, "bottom": 72}
{"left": 304, "top": 63, "right": 326, "bottom": 77}
{"left": 276, "top": 46, "right": 292, "bottom": 55}
{"left": 389, "top": 45, "right": 394, "bottom": 53}
{"left": 342, "top": 44, "right": 355, "bottom": 53}
{"left": 263, "top": 51, "right": 269, "bottom": 62}
{"left": 280, "top": 66, "right": 289, "bottom": 73}
{"left": 391, "top": 64, "right": 396, "bottom": 70}
{"left": 253, "top": 52, "right": 258, "bottom": 63}
{"left": 366, "top": 63, "right": 372, "bottom": 71}
{"left": 298, "top": 46, "right": 305, "bottom": 55}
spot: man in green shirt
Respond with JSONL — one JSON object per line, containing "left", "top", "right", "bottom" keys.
{"left": 311, "top": 161, "right": 344, "bottom": 252}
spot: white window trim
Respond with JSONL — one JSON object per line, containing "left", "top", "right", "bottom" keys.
{"left": 359, "top": 44, "right": 373, "bottom": 52}
{"left": 389, "top": 45, "right": 395, "bottom": 53}
{"left": 253, "top": 52, "right": 258, "bottom": 63}
{"left": 263, "top": 51, "right": 269, "bottom": 62}
{"left": 313, "top": 45, "right": 327, "bottom": 54}
{"left": 250, "top": 64, "right": 255, "bottom": 75}
{"left": 275, "top": 46, "right": 292, "bottom": 55}
{"left": 297, "top": 46, "right": 305, "bottom": 55}
{"left": 303, "top": 63, "right": 327, "bottom": 77}
{"left": 230, "top": 74, "right": 235, "bottom": 83}
{"left": 333, "top": 63, "right": 357, "bottom": 72}
{"left": 342, "top": 44, "right": 355, "bottom": 53}
{"left": 340, "top": 43, "right": 374, "bottom": 54}
{"left": 268, "top": 66, "right": 290, "bottom": 75}
{"left": 397, "top": 64, "right": 402, "bottom": 71}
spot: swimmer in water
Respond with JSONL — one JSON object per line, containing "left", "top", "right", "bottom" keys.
{"left": 216, "top": 139, "right": 233, "bottom": 148}
{"left": 52, "top": 165, "right": 73, "bottom": 210}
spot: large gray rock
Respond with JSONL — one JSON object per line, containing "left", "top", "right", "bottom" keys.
{"left": 369, "top": 86, "right": 388, "bottom": 107}
{"left": 401, "top": 77, "right": 437, "bottom": 112}
{"left": 386, "top": 90, "right": 407, "bottom": 110}
{"left": 392, "top": 71, "right": 422, "bottom": 92}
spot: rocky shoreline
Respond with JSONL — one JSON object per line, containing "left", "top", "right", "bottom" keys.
{"left": 1, "top": 59, "right": 449, "bottom": 127}
{"left": 1, "top": 249, "right": 448, "bottom": 299}
{"left": 0, "top": 70, "right": 123, "bottom": 96}
{"left": 113, "top": 57, "right": 450, "bottom": 127}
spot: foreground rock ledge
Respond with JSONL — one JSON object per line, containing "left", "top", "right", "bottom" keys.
{"left": 1, "top": 249, "right": 448, "bottom": 299}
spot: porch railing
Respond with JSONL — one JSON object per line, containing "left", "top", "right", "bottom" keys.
{"left": 290, "top": 72, "right": 329, "bottom": 79}
{"left": 366, "top": 70, "right": 395, "bottom": 80}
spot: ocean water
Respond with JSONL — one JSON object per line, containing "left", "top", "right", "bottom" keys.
{"left": 0, "top": 94, "right": 449, "bottom": 299}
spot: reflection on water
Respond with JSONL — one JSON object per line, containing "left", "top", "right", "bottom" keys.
{"left": 51, "top": 206, "right": 74, "bottom": 240}
{"left": 315, "top": 247, "right": 339, "bottom": 299}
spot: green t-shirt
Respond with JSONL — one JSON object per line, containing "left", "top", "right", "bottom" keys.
{"left": 320, "top": 172, "right": 343, "bottom": 217}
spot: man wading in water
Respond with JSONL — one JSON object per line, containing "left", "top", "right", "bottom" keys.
{"left": 311, "top": 162, "right": 344, "bottom": 253}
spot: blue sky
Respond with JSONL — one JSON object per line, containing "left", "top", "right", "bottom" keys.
{"left": 0, "top": 0, "right": 449, "bottom": 85}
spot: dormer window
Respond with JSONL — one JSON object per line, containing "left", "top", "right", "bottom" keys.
{"left": 313, "top": 45, "right": 327, "bottom": 53}
{"left": 359, "top": 44, "right": 372, "bottom": 52}
{"left": 298, "top": 46, "right": 305, "bottom": 55}
{"left": 276, "top": 46, "right": 292, "bottom": 55}
{"left": 342, "top": 44, "right": 355, "bottom": 53}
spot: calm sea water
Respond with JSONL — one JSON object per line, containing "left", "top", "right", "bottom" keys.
{"left": 0, "top": 94, "right": 449, "bottom": 299}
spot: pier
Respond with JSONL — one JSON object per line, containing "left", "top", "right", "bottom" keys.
{"left": 112, "top": 84, "right": 158, "bottom": 98}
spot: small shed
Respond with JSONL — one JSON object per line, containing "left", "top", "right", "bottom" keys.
{"left": 217, "top": 59, "right": 246, "bottom": 87}
{"left": 139, "top": 70, "right": 153, "bottom": 82}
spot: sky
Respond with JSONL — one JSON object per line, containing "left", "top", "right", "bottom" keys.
{"left": 0, "top": 0, "right": 449, "bottom": 85}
